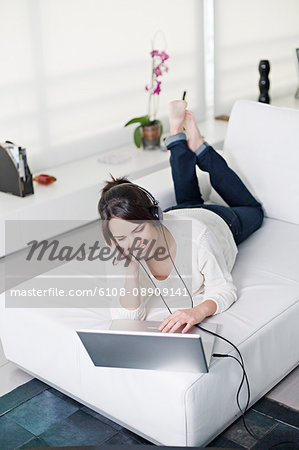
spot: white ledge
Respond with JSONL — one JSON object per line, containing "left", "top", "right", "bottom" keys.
{"left": 0, "top": 118, "right": 228, "bottom": 257}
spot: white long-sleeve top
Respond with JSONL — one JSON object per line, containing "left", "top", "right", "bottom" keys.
{"left": 109, "top": 208, "right": 238, "bottom": 320}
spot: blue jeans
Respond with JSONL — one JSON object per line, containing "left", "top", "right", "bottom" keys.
{"left": 164, "top": 134, "right": 264, "bottom": 246}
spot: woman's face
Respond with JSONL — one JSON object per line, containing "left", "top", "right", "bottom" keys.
{"left": 108, "top": 218, "right": 159, "bottom": 259}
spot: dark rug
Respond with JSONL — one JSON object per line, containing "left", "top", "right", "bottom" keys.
{"left": 0, "top": 379, "right": 298, "bottom": 449}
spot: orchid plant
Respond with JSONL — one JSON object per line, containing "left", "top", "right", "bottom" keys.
{"left": 125, "top": 41, "right": 169, "bottom": 148}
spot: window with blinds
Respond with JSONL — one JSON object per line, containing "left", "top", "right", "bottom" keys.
{"left": 214, "top": 0, "right": 299, "bottom": 116}
{"left": 0, "top": 0, "right": 204, "bottom": 172}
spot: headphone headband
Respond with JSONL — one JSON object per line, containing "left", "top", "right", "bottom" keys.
{"left": 104, "top": 182, "right": 163, "bottom": 221}
{"left": 129, "top": 183, "right": 158, "bottom": 206}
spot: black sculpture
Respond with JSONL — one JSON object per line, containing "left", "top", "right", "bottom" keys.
{"left": 258, "top": 60, "right": 270, "bottom": 104}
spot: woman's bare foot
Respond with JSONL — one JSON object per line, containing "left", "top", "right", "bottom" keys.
{"left": 169, "top": 100, "right": 187, "bottom": 135}
{"left": 183, "top": 110, "right": 205, "bottom": 152}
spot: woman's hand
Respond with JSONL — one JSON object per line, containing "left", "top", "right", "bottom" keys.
{"left": 109, "top": 240, "right": 139, "bottom": 275}
{"left": 159, "top": 301, "right": 217, "bottom": 333}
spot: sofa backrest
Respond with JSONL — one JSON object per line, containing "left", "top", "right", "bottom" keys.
{"left": 223, "top": 100, "right": 299, "bottom": 224}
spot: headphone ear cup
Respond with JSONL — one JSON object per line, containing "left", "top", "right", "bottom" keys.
{"left": 150, "top": 205, "right": 163, "bottom": 221}
{"left": 157, "top": 205, "right": 163, "bottom": 221}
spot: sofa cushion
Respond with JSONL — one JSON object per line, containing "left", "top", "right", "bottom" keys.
{"left": 218, "top": 100, "right": 299, "bottom": 225}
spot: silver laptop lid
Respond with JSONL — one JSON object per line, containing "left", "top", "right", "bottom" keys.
{"left": 77, "top": 320, "right": 217, "bottom": 374}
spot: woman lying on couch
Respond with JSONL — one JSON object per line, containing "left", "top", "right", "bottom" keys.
{"left": 98, "top": 100, "right": 264, "bottom": 333}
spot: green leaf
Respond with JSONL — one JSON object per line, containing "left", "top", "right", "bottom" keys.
{"left": 124, "top": 115, "right": 150, "bottom": 127}
{"left": 133, "top": 125, "right": 142, "bottom": 148}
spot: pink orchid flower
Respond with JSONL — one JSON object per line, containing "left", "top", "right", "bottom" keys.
{"left": 153, "top": 80, "right": 161, "bottom": 95}
{"left": 159, "top": 51, "right": 169, "bottom": 62}
{"left": 154, "top": 66, "right": 162, "bottom": 77}
{"left": 145, "top": 47, "right": 169, "bottom": 98}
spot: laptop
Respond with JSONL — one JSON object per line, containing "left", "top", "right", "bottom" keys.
{"left": 77, "top": 320, "right": 218, "bottom": 373}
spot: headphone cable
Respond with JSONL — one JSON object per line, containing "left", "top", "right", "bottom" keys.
{"left": 135, "top": 250, "right": 259, "bottom": 440}
{"left": 158, "top": 221, "right": 262, "bottom": 439}
{"left": 132, "top": 220, "right": 260, "bottom": 440}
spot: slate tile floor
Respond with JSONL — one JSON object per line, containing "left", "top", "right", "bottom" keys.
{"left": 0, "top": 379, "right": 299, "bottom": 449}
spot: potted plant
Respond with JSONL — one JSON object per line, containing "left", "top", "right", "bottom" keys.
{"left": 124, "top": 38, "right": 169, "bottom": 150}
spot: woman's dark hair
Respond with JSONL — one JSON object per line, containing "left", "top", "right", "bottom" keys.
{"left": 98, "top": 174, "right": 159, "bottom": 245}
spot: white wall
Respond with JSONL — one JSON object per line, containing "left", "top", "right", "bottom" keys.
{"left": 2, "top": 0, "right": 298, "bottom": 173}
{"left": 214, "top": 0, "right": 299, "bottom": 115}
{"left": 0, "top": 0, "right": 204, "bottom": 172}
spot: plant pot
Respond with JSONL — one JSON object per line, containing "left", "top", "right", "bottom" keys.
{"left": 141, "top": 123, "right": 161, "bottom": 150}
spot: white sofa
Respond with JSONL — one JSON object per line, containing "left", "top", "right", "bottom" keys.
{"left": 1, "top": 100, "right": 299, "bottom": 447}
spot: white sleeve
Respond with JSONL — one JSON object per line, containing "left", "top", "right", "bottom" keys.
{"left": 110, "top": 297, "right": 147, "bottom": 320}
{"left": 195, "top": 230, "right": 237, "bottom": 315}
{"left": 109, "top": 266, "right": 148, "bottom": 321}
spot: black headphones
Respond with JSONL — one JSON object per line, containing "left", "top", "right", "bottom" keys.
{"left": 104, "top": 182, "right": 163, "bottom": 222}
